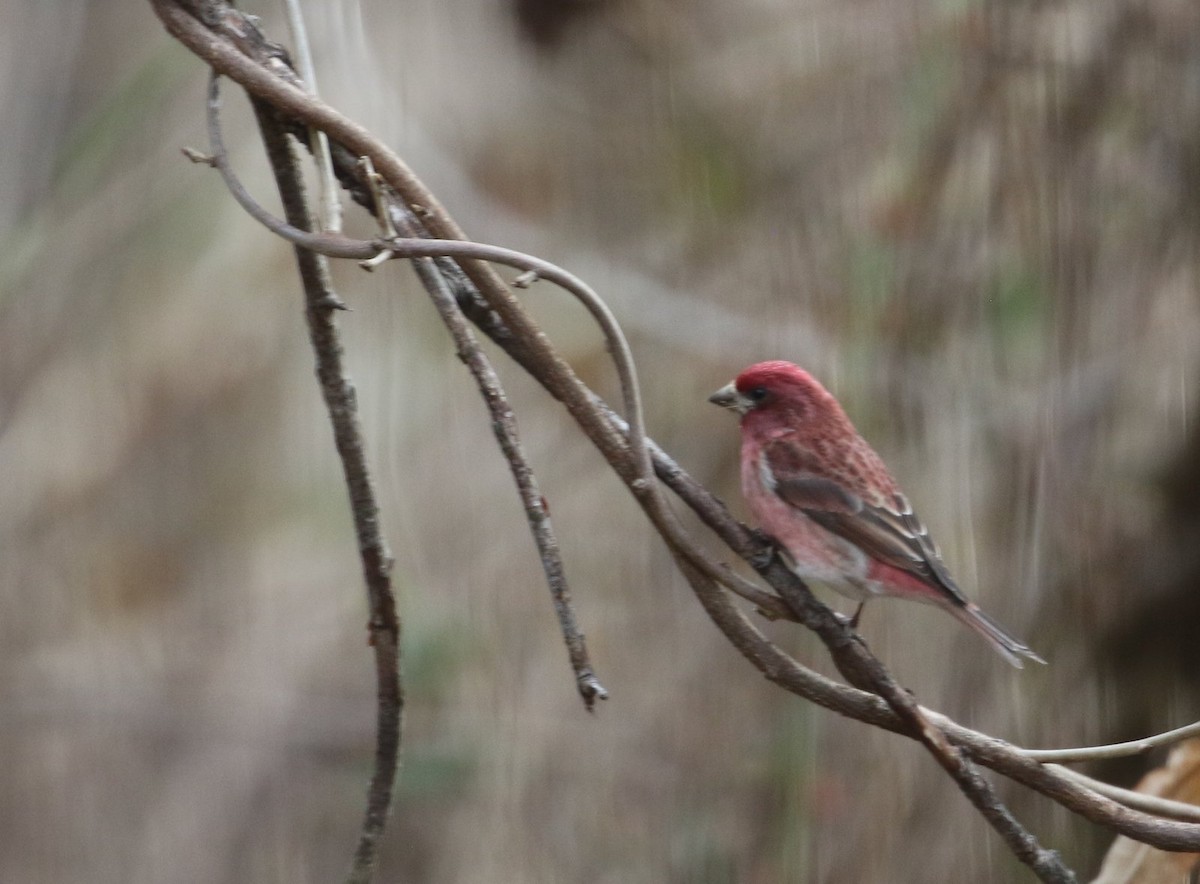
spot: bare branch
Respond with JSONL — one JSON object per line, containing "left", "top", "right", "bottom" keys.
{"left": 1023, "top": 720, "right": 1200, "bottom": 764}
{"left": 1048, "top": 764, "right": 1200, "bottom": 823}
{"left": 202, "top": 79, "right": 372, "bottom": 257}
{"left": 405, "top": 233, "right": 608, "bottom": 710}
{"left": 251, "top": 94, "right": 401, "bottom": 884}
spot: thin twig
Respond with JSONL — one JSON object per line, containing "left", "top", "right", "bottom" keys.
{"left": 1048, "top": 764, "right": 1200, "bottom": 823}
{"left": 250, "top": 91, "right": 401, "bottom": 884}
{"left": 200, "top": 83, "right": 369, "bottom": 257}
{"left": 1022, "top": 720, "right": 1200, "bottom": 764}
{"left": 280, "top": 0, "right": 341, "bottom": 231}
{"left": 406, "top": 241, "right": 608, "bottom": 710}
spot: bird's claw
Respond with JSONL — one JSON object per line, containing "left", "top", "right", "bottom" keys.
{"left": 835, "top": 603, "right": 865, "bottom": 631}
{"left": 748, "top": 528, "right": 773, "bottom": 546}
{"left": 747, "top": 531, "right": 776, "bottom": 570}
{"left": 749, "top": 548, "right": 775, "bottom": 571}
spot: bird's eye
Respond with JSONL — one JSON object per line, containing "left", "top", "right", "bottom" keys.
{"left": 747, "top": 386, "right": 769, "bottom": 402}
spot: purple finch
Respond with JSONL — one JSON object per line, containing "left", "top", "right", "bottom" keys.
{"left": 709, "top": 360, "right": 1044, "bottom": 668}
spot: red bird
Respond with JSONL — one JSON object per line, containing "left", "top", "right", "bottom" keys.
{"left": 709, "top": 360, "right": 1044, "bottom": 668}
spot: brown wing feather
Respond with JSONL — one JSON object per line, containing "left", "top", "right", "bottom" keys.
{"left": 764, "top": 441, "right": 967, "bottom": 605}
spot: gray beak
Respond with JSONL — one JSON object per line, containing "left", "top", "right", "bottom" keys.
{"left": 708, "top": 382, "right": 751, "bottom": 415}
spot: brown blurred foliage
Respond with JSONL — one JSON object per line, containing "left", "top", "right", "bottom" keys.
{"left": 2, "top": 0, "right": 1198, "bottom": 881}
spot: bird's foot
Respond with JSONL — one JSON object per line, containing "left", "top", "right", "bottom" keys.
{"left": 834, "top": 603, "right": 865, "bottom": 630}
{"left": 747, "top": 530, "right": 776, "bottom": 570}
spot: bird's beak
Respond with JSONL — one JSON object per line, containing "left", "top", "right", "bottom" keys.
{"left": 708, "top": 382, "right": 751, "bottom": 415}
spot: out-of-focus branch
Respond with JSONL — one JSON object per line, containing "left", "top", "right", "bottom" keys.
{"left": 280, "top": 0, "right": 341, "bottom": 232}
{"left": 250, "top": 98, "right": 401, "bottom": 883}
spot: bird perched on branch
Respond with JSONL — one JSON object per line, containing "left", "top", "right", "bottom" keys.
{"left": 709, "top": 360, "right": 1044, "bottom": 668}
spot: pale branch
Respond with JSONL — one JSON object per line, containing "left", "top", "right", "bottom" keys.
{"left": 1048, "top": 764, "right": 1200, "bottom": 823}
{"left": 198, "top": 79, "right": 372, "bottom": 258}
{"left": 1022, "top": 719, "right": 1200, "bottom": 764}
{"left": 280, "top": 0, "right": 341, "bottom": 233}
{"left": 251, "top": 100, "right": 401, "bottom": 884}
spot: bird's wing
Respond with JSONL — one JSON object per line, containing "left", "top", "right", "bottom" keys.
{"left": 762, "top": 439, "right": 968, "bottom": 604}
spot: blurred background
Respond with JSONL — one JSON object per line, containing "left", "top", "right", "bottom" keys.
{"left": 3, "top": 0, "right": 1199, "bottom": 880}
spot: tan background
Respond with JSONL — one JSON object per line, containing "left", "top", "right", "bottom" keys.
{"left": 3, "top": 0, "right": 1199, "bottom": 880}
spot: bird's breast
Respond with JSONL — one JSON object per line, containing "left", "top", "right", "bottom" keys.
{"left": 741, "top": 451, "right": 872, "bottom": 586}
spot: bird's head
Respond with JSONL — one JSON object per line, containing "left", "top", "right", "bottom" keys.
{"left": 708, "top": 361, "right": 843, "bottom": 425}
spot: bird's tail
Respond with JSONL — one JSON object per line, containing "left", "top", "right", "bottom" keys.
{"left": 951, "top": 602, "right": 1046, "bottom": 668}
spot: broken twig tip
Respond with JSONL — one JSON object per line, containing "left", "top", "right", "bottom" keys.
{"left": 316, "top": 293, "right": 350, "bottom": 311}
{"left": 358, "top": 249, "right": 394, "bottom": 271}
{"left": 181, "top": 146, "right": 216, "bottom": 166}
{"left": 578, "top": 672, "right": 609, "bottom": 711}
